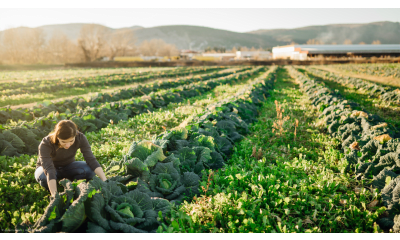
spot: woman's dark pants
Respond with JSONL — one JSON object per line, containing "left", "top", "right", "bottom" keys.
{"left": 34, "top": 161, "right": 96, "bottom": 192}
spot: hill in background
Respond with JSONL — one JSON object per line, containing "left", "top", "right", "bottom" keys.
{"left": 249, "top": 21, "right": 400, "bottom": 45}
{"left": 132, "top": 25, "right": 279, "bottom": 50}
{"left": 0, "top": 21, "right": 399, "bottom": 50}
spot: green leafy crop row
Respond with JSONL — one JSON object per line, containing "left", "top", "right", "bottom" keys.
{"left": 1, "top": 66, "right": 225, "bottom": 96}
{"left": 331, "top": 63, "right": 400, "bottom": 79}
{"left": 306, "top": 67, "right": 400, "bottom": 105}
{"left": 10, "top": 68, "right": 277, "bottom": 233}
{"left": 0, "top": 67, "right": 274, "bottom": 233}
{"left": 0, "top": 67, "right": 261, "bottom": 157}
{"left": 288, "top": 66, "right": 400, "bottom": 232}
{"left": 1, "top": 66, "right": 230, "bottom": 123}
{"left": 156, "top": 67, "right": 384, "bottom": 233}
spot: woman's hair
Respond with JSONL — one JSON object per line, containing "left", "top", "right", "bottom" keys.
{"left": 49, "top": 120, "right": 79, "bottom": 145}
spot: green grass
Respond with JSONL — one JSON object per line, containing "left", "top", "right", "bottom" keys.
{"left": 158, "top": 67, "right": 385, "bottom": 233}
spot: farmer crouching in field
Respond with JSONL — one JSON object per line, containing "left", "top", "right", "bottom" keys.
{"left": 34, "top": 120, "right": 107, "bottom": 197}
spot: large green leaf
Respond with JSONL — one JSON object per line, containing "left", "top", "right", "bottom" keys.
{"left": 192, "top": 146, "right": 212, "bottom": 163}
{"left": 150, "top": 173, "right": 178, "bottom": 195}
{"left": 128, "top": 141, "right": 166, "bottom": 167}
{"left": 372, "top": 169, "right": 399, "bottom": 190}
{"left": 206, "top": 152, "right": 225, "bottom": 170}
{"left": 59, "top": 179, "right": 75, "bottom": 211}
{"left": 163, "top": 153, "right": 180, "bottom": 169}
{"left": 58, "top": 182, "right": 94, "bottom": 232}
{"left": 31, "top": 193, "right": 63, "bottom": 233}
{"left": 191, "top": 135, "right": 215, "bottom": 151}
{"left": 86, "top": 222, "right": 107, "bottom": 233}
{"left": 151, "top": 198, "right": 172, "bottom": 218}
{"left": 2, "top": 130, "right": 25, "bottom": 150}
{"left": 173, "top": 147, "right": 196, "bottom": 172}
{"left": 125, "top": 157, "right": 151, "bottom": 181}
{"left": 214, "top": 136, "right": 234, "bottom": 156}
{"left": 162, "top": 127, "right": 188, "bottom": 141}
{"left": 84, "top": 191, "right": 110, "bottom": 231}
{"left": 181, "top": 172, "right": 201, "bottom": 198}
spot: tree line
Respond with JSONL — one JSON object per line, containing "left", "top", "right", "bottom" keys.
{"left": 0, "top": 24, "right": 180, "bottom": 64}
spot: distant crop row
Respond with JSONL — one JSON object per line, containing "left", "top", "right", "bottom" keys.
{"left": 0, "top": 67, "right": 264, "bottom": 157}
{"left": 0, "top": 67, "right": 171, "bottom": 82}
{"left": 0, "top": 67, "right": 250, "bottom": 125}
{"left": 306, "top": 68, "right": 400, "bottom": 104}
{"left": 330, "top": 63, "right": 400, "bottom": 79}
{"left": 1, "top": 66, "right": 225, "bottom": 97}
{"left": 288, "top": 66, "right": 400, "bottom": 232}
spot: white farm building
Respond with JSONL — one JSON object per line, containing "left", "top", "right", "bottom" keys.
{"left": 236, "top": 51, "right": 272, "bottom": 60}
{"left": 272, "top": 44, "right": 400, "bottom": 60}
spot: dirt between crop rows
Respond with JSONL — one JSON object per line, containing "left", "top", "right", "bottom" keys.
{"left": 9, "top": 68, "right": 238, "bottom": 110}
{"left": 311, "top": 65, "right": 400, "bottom": 88}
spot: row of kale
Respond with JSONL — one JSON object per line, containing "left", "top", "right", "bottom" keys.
{"left": 333, "top": 64, "right": 400, "bottom": 79}
{"left": 2, "top": 66, "right": 225, "bottom": 97}
{"left": 26, "top": 68, "right": 277, "bottom": 233}
{"left": 0, "top": 67, "right": 265, "bottom": 157}
{"left": 288, "top": 67, "right": 400, "bottom": 232}
{"left": 1, "top": 67, "right": 251, "bottom": 125}
{"left": 306, "top": 68, "right": 400, "bottom": 105}
{"left": 1, "top": 66, "right": 252, "bottom": 131}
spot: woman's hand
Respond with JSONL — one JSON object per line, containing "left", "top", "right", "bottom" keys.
{"left": 94, "top": 167, "right": 107, "bottom": 181}
{"left": 48, "top": 179, "right": 58, "bottom": 197}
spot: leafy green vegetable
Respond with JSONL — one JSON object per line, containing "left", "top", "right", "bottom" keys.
{"left": 128, "top": 140, "right": 166, "bottom": 167}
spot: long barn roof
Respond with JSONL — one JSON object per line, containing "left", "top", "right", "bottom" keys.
{"left": 273, "top": 44, "right": 400, "bottom": 54}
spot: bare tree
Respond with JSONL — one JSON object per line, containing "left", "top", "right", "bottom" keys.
{"left": 139, "top": 39, "right": 159, "bottom": 56}
{"left": 27, "top": 28, "right": 46, "bottom": 63}
{"left": 0, "top": 28, "right": 22, "bottom": 63}
{"left": 45, "top": 32, "right": 83, "bottom": 64}
{"left": 372, "top": 40, "right": 381, "bottom": 45}
{"left": 0, "top": 28, "right": 46, "bottom": 64}
{"left": 158, "top": 43, "right": 179, "bottom": 57}
{"left": 138, "top": 39, "right": 179, "bottom": 57}
{"left": 45, "top": 32, "right": 69, "bottom": 63}
{"left": 78, "top": 24, "right": 109, "bottom": 62}
{"left": 106, "top": 29, "right": 136, "bottom": 60}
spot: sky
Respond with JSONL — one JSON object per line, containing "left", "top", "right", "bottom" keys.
{"left": 1, "top": 1, "right": 400, "bottom": 33}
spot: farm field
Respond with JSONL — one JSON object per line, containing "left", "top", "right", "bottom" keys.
{"left": 1, "top": 66, "right": 226, "bottom": 107}
{"left": 311, "top": 64, "right": 400, "bottom": 88}
{"left": 331, "top": 63, "right": 400, "bottom": 79}
{"left": 302, "top": 67, "right": 400, "bottom": 128}
{"left": 0, "top": 65, "right": 270, "bottom": 232}
{"left": 1, "top": 64, "right": 400, "bottom": 233}
{"left": 0, "top": 67, "right": 172, "bottom": 82}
